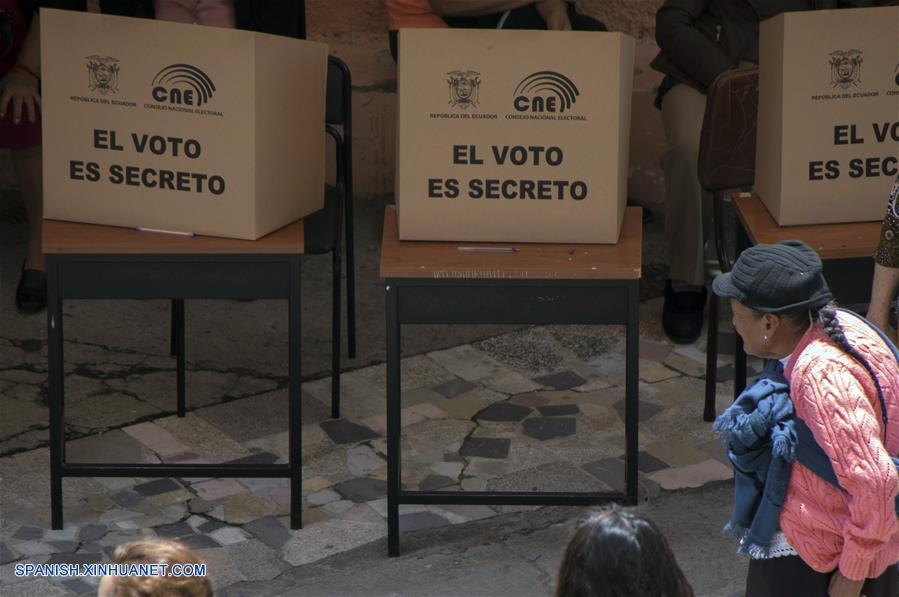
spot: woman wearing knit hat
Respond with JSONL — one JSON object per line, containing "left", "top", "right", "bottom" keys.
{"left": 712, "top": 240, "right": 899, "bottom": 597}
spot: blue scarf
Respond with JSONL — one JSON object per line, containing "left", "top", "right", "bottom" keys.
{"left": 713, "top": 359, "right": 797, "bottom": 557}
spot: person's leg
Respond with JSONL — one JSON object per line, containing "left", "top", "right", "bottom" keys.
{"left": 12, "top": 144, "right": 46, "bottom": 312}
{"left": 745, "top": 557, "right": 829, "bottom": 597}
{"left": 153, "top": 0, "right": 197, "bottom": 23}
{"left": 496, "top": 5, "right": 543, "bottom": 29}
{"left": 659, "top": 83, "right": 711, "bottom": 343}
{"left": 11, "top": 145, "right": 43, "bottom": 272}
{"left": 194, "top": 0, "right": 236, "bottom": 28}
{"left": 661, "top": 83, "right": 709, "bottom": 287}
{"left": 567, "top": 6, "right": 606, "bottom": 31}
{"left": 498, "top": 4, "right": 606, "bottom": 31}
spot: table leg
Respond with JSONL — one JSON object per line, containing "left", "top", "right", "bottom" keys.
{"left": 386, "top": 282, "right": 401, "bottom": 557}
{"left": 174, "top": 299, "right": 186, "bottom": 418}
{"left": 734, "top": 336, "right": 747, "bottom": 398}
{"left": 703, "top": 291, "right": 719, "bottom": 422}
{"left": 170, "top": 300, "right": 177, "bottom": 357}
{"left": 47, "top": 257, "right": 65, "bottom": 529}
{"left": 733, "top": 222, "right": 750, "bottom": 398}
{"left": 289, "top": 258, "right": 303, "bottom": 530}
{"left": 625, "top": 281, "right": 640, "bottom": 505}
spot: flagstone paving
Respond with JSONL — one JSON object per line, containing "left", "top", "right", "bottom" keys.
{"left": 0, "top": 295, "right": 765, "bottom": 595}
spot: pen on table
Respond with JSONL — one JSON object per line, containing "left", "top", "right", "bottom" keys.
{"left": 135, "top": 227, "right": 196, "bottom": 237}
{"left": 457, "top": 246, "right": 517, "bottom": 254}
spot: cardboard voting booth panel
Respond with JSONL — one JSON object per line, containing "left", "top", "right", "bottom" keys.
{"left": 41, "top": 8, "right": 328, "bottom": 240}
{"left": 755, "top": 7, "right": 899, "bottom": 226}
{"left": 397, "top": 28, "right": 635, "bottom": 244}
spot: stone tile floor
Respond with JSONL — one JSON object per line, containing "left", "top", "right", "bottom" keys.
{"left": 1, "top": 297, "right": 759, "bottom": 595}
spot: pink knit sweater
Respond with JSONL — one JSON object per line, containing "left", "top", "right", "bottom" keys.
{"left": 782, "top": 312, "right": 899, "bottom": 581}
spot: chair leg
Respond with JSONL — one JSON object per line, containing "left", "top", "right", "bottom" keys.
{"left": 733, "top": 215, "right": 749, "bottom": 400}
{"left": 331, "top": 248, "right": 341, "bottom": 419}
{"left": 345, "top": 193, "right": 357, "bottom": 359}
{"left": 173, "top": 300, "right": 186, "bottom": 418}
{"left": 734, "top": 334, "right": 747, "bottom": 400}
{"left": 703, "top": 290, "right": 719, "bottom": 422}
{"left": 712, "top": 189, "right": 732, "bottom": 274}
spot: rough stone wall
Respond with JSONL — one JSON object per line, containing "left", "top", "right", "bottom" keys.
{"left": 307, "top": 0, "right": 668, "bottom": 204}
{"left": 580, "top": 0, "right": 661, "bottom": 38}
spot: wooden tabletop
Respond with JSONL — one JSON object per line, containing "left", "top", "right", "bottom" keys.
{"left": 43, "top": 219, "right": 304, "bottom": 255}
{"left": 380, "top": 206, "right": 642, "bottom": 280}
{"left": 733, "top": 193, "right": 881, "bottom": 260}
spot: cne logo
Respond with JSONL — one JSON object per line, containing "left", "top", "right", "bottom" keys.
{"left": 513, "top": 71, "right": 579, "bottom": 113}
{"left": 86, "top": 55, "right": 120, "bottom": 95}
{"left": 894, "top": 63, "right": 899, "bottom": 87}
{"left": 151, "top": 64, "right": 216, "bottom": 107}
{"left": 828, "top": 50, "right": 862, "bottom": 90}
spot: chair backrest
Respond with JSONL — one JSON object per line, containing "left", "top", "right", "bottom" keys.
{"left": 325, "top": 56, "right": 352, "bottom": 195}
{"left": 698, "top": 67, "right": 759, "bottom": 193}
{"left": 326, "top": 56, "right": 351, "bottom": 126}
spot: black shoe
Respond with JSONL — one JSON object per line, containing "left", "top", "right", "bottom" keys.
{"left": 15, "top": 262, "right": 47, "bottom": 313}
{"left": 662, "top": 280, "right": 707, "bottom": 344}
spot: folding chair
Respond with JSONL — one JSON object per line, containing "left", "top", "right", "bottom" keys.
{"left": 697, "top": 66, "right": 759, "bottom": 421}
{"left": 304, "top": 55, "right": 356, "bottom": 418}
{"left": 169, "top": 55, "right": 356, "bottom": 421}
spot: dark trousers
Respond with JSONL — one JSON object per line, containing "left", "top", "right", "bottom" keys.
{"left": 389, "top": 4, "right": 606, "bottom": 63}
{"left": 746, "top": 556, "right": 898, "bottom": 597}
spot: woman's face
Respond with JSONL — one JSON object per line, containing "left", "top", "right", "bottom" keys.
{"left": 730, "top": 300, "right": 774, "bottom": 358}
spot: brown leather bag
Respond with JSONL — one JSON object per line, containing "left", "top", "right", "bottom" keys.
{"left": 698, "top": 66, "right": 759, "bottom": 192}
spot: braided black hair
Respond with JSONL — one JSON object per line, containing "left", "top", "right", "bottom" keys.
{"left": 818, "top": 304, "right": 889, "bottom": 430}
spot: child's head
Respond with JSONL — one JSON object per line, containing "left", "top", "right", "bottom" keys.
{"left": 556, "top": 506, "right": 693, "bottom": 597}
{"left": 98, "top": 538, "right": 213, "bottom": 597}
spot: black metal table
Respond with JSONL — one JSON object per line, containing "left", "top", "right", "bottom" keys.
{"left": 44, "top": 218, "right": 305, "bottom": 530}
{"left": 379, "top": 206, "right": 643, "bottom": 556}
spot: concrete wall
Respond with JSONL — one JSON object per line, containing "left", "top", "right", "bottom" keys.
{"left": 307, "top": 0, "right": 667, "bottom": 204}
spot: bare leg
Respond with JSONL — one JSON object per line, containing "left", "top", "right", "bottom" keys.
{"left": 867, "top": 263, "right": 899, "bottom": 342}
{"left": 11, "top": 146, "right": 44, "bottom": 272}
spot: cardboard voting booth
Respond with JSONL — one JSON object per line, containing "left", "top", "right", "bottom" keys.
{"left": 755, "top": 7, "right": 899, "bottom": 226}
{"left": 396, "top": 28, "right": 635, "bottom": 244}
{"left": 41, "top": 9, "right": 328, "bottom": 240}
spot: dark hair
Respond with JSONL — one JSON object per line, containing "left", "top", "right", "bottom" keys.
{"left": 751, "top": 303, "right": 889, "bottom": 429}
{"left": 555, "top": 506, "right": 694, "bottom": 597}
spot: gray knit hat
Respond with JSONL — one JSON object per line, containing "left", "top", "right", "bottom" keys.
{"left": 712, "top": 240, "right": 833, "bottom": 313}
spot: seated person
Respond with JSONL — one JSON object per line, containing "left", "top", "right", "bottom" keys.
{"left": 154, "top": 0, "right": 303, "bottom": 37}
{"left": 651, "top": 0, "right": 884, "bottom": 344}
{"left": 386, "top": 0, "right": 605, "bottom": 62}
{"left": 154, "top": 0, "right": 235, "bottom": 27}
